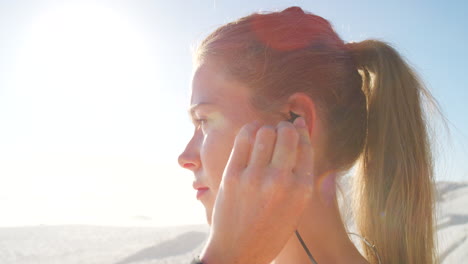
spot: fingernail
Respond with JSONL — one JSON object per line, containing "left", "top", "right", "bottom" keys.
{"left": 295, "top": 117, "right": 306, "bottom": 128}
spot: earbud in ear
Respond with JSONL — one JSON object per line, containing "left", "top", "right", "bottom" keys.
{"left": 288, "top": 111, "right": 301, "bottom": 123}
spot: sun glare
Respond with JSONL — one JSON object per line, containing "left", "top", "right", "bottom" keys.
{"left": 15, "top": 3, "right": 155, "bottom": 98}
{"left": 0, "top": 2, "right": 195, "bottom": 226}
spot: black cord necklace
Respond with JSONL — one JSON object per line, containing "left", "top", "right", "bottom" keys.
{"left": 295, "top": 229, "right": 318, "bottom": 264}
{"left": 295, "top": 230, "right": 383, "bottom": 264}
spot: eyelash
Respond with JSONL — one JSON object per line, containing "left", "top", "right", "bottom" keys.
{"left": 194, "top": 118, "right": 208, "bottom": 126}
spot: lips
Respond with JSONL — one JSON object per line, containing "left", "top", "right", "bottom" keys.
{"left": 193, "top": 182, "right": 209, "bottom": 200}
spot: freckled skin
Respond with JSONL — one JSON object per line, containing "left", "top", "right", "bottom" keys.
{"left": 179, "top": 61, "right": 266, "bottom": 224}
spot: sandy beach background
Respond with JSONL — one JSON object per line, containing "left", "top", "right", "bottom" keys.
{"left": 0, "top": 181, "right": 466, "bottom": 264}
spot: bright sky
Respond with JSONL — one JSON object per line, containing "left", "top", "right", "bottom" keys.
{"left": 0, "top": 0, "right": 467, "bottom": 227}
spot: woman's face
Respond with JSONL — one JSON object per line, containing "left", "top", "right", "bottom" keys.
{"left": 178, "top": 62, "right": 271, "bottom": 225}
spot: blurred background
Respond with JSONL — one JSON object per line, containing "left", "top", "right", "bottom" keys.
{"left": 0, "top": 0, "right": 467, "bottom": 228}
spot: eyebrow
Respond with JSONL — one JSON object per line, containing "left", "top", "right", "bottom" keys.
{"left": 187, "top": 103, "right": 217, "bottom": 117}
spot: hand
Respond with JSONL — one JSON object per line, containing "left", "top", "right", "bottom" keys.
{"left": 200, "top": 117, "right": 315, "bottom": 264}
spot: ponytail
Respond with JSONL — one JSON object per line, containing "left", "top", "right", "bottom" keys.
{"left": 348, "top": 40, "right": 437, "bottom": 264}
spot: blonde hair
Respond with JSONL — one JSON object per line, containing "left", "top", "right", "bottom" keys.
{"left": 195, "top": 6, "right": 438, "bottom": 263}
{"left": 348, "top": 40, "right": 438, "bottom": 264}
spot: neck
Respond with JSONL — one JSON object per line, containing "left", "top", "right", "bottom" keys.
{"left": 273, "top": 175, "right": 368, "bottom": 264}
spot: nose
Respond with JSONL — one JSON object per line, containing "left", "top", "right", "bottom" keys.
{"left": 178, "top": 137, "right": 201, "bottom": 171}
{"left": 178, "top": 151, "right": 200, "bottom": 171}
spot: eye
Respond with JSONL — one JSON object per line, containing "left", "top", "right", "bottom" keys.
{"left": 193, "top": 118, "right": 208, "bottom": 127}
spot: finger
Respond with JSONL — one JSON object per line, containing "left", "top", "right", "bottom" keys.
{"left": 270, "top": 121, "right": 299, "bottom": 170}
{"left": 292, "top": 117, "right": 315, "bottom": 182}
{"left": 293, "top": 116, "right": 310, "bottom": 139}
{"left": 225, "top": 122, "right": 260, "bottom": 172}
{"left": 249, "top": 125, "right": 277, "bottom": 168}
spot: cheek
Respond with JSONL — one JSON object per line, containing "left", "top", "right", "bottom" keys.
{"left": 200, "top": 130, "right": 236, "bottom": 186}
{"left": 209, "top": 112, "right": 227, "bottom": 129}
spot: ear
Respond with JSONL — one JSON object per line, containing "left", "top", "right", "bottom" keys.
{"left": 284, "top": 92, "right": 317, "bottom": 134}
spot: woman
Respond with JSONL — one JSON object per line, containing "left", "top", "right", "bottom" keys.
{"left": 178, "top": 6, "right": 438, "bottom": 264}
